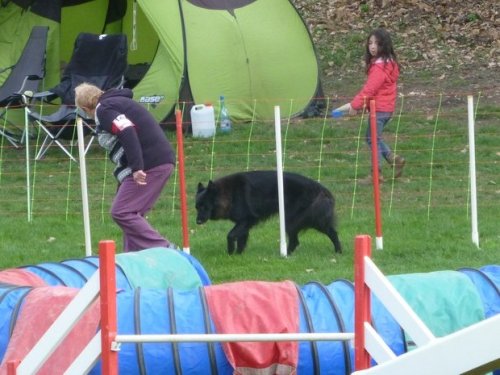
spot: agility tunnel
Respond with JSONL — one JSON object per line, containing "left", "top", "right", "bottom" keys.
{"left": 0, "top": 247, "right": 211, "bottom": 367}
{"left": 0, "top": 252, "right": 498, "bottom": 374}
{"left": 0, "top": 247, "right": 211, "bottom": 290}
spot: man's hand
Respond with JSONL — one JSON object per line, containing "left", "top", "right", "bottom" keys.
{"left": 133, "top": 170, "right": 147, "bottom": 185}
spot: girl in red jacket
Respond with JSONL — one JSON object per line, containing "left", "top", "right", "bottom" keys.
{"left": 335, "top": 28, "right": 405, "bottom": 184}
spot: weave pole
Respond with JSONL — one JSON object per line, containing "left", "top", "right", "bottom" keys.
{"left": 175, "top": 109, "right": 190, "bottom": 254}
{"left": 23, "top": 101, "right": 32, "bottom": 222}
{"left": 354, "top": 234, "right": 372, "bottom": 371}
{"left": 467, "top": 96, "right": 479, "bottom": 248}
{"left": 99, "top": 240, "right": 118, "bottom": 375}
{"left": 274, "top": 106, "right": 287, "bottom": 257}
{"left": 77, "top": 117, "right": 92, "bottom": 256}
{"left": 369, "top": 100, "right": 383, "bottom": 250}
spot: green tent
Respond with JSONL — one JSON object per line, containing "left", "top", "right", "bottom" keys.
{"left": 0, "top": 0, "right": 323, "bottom": 123}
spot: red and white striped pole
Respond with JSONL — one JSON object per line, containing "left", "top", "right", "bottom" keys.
{"left": 176, "top": 109, "right": 190, "bottom": 254}
{"left": 369, "top": 100, "right": 383, "bottom": 250}
{"left": 99, "top": 240, "right": 118, "bottom": 375}
{"left": 354, "top": 234, "right": 372, "bottom": 371}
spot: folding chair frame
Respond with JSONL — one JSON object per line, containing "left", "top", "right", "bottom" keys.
{"left": 26, "top": 32, "right": 127, "bottom": 162}
{"left": 27, "top": 105, "right": 96, "bottom": 162}
{"left": 0, "top": 26, "right": 48, "bottom": 148}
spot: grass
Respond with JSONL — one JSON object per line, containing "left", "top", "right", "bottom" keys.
{"left": 0, "top": 94, "right": 499, "bottom": 286}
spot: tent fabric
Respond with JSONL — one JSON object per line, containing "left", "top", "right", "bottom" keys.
{"left": 180, "top": 0, "right": 320, "bottom": 121}
{"left": 0, "top": 286, "right": 100, "bottom": 375}
{"left": 0, "top": 269, "right": 47, "bottom": 287}
{"left": 115, "top": 247, "right": 207, "bottom": 290}
{"left": 0, "top": 2, "right": 59, "bottom": 89}
{"left": 0, "top": 26, "right": 47, "bottom": 105}
{"left": 1, "top": 0, "right": 322, "bottom": 125}
{"left": 205, "top": 280, "right": 299, "bottom": 374}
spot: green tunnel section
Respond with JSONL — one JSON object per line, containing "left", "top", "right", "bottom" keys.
{"left": 0, "top": 250, "right": 497, "bottom": 374}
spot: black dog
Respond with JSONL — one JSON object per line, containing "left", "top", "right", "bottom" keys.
{"left": 196, "top": 170, "right": 341, "bottom": 255}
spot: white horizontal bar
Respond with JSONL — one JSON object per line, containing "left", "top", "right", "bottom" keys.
{"left": 64, "top": 332, "right": 101, "bottom": 375}
{"left": 364, "top": 322, "right": 397, "bottom": 364}
{"left": 115, "top": 332, "right": 354, "bottom": 343}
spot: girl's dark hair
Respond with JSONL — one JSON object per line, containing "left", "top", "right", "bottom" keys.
{"left": 364, "top": 28, "right": 399, "bottom": 73}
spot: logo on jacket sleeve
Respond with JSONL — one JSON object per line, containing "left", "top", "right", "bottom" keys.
{"left": 112, "top": 114, "right": 134, "bottom": 133}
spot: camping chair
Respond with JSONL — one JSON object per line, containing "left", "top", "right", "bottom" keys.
{"left": 27, "top": 32, "right": 127, "bottom": 162}
{"left": 0, "top": 26, "right": 48, "bottom": 148}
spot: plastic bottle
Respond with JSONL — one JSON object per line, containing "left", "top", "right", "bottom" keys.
{"left": 331, "top": 109, "right": 344, "bottom": 118}
{"left": 219, "top": 95, "right": 232, "bottom": 133}
{"left": 331, "top": 103, "right": 351, "bottom": 118}
{"left": 190, "top": 103, "right": 215, "bottom": 137}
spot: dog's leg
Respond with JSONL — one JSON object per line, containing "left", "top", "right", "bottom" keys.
{"left": 227, "top": 223, "right": 241, "bottom": 254}
{"left": 285, "top": 214, "right": 304, "bottom": 255}
{"left": 325, "top": 226, "right": 342, "bottom": 253}
{"left": 236, "top": 232, "right": 249, "bottom": 254}
{"left": 226, "top": 231, "right": 236, "bottom": 255}
{"left": 287, "top": 230, "right": 300, "bottom": 255}
{"left": 227, "top": 222, "right": 250, "bottom": 255}
{"left": 308, "top": 200, "right": 342, "bottom": 254}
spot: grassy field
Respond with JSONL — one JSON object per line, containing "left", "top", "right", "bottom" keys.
{"left": 0, "top": 94, "right": 498, "bottom": 285}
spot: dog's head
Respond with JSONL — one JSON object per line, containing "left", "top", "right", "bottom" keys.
{"left": 195, "top": 181, "right": 216, "bottom": 224}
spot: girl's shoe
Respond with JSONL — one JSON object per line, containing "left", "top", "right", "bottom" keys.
{"left": 388, "top": 154, "right": 406, "bottom": 178}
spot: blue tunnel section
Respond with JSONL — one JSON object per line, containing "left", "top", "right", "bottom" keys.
{"left": 0, "top": 252, "right": 498, "bottom": 373}
{"left": 458, "top": 266, "right": 500, "bottom": 318}
{"left": 18, "top": 247, "right": 210, "bottom": 291}
{"left": 20, "top": 258, "right": 131, "bottom": 290}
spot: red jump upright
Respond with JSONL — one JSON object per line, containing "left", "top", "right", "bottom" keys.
{"left": 99, "top": 240, "right": 118, "bottom": 375}
{"left": 176, "top": 109, "right": 190, "bottom": 254}
{"left": 354, "top": 234, "right": 372, "bottom": 371}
